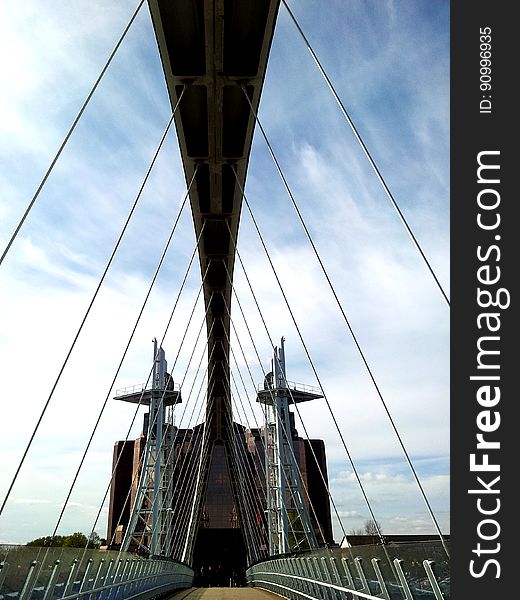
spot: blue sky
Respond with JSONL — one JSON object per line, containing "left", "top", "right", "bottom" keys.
{"left": 0, "top": 0, "right": 449, "bottom": 544}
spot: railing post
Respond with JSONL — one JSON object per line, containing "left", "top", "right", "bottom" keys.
{"left": 88, "top": 558, "right": 105, "bottom": 600}
{"left": 279, "top": 559, "right": 286, "bottom": 597}
{"left": 313, "top": 557, "right": 326, "bottom": 600}
{"left": 271, "top": 558, "right": 287, "bottom": 591}
{"left": 138, "top": 559, "right": 149, "bottom": 593}
{"left": 274, "top": 559, "right": 282, "bottom": 596}
{"left": 122, "top": 559, "right": 138, "bottom": 598}
{"left": 132, "top": 560, "right": 145, "bottom": 596}
{"left": 105, "top": 558, "right": 123, "bottom": 600}
{"left": 0, "top": 562, "right": 10, "bottom": 591}
{"left": 423, "top": 560, "right": 445, "bottom": 600}
{"left": 354, "top": 557, "right": 369, "bottom": 594}
{"left": 137, "top": 559, "right": 148, "bottom": 594}
{"left": 101, "top": 559, "right": 115, "bottom": 600}
{"left": 154, "top": 559, "right": 162, "bottom": 586}
{"left": 329, "top": 557, "right": 345, "bottom": 600}
{"left": 317, "top": 556, "right": 336, "bottom": 598}
{"left": 306, "top": 557, "right": 319, "bottom": 599}
{"left": 264, "top": 560, "right": 271, "bottom": 593}
{"left": 371, "top": 558, "right": 390, "bottom": 600}
{"left": 63, "top": 558, "right": 81, "bottom": 599}
{"left": 393, "top": 559, "right": 414, "bottom": 600}
{"left": 79, "top": 558, "right": 94, "bottom": 596}
{"left": 320, "top": 556, "right": 339, "bottom": 600}
{"left": 284, "top": 559, "right": 292, "bottom": 599}
{"left": 320, "top": 557, "right": 331, "bottom": 585}
{"left": 297, "top": 557, "right": 311, "bottom": 597}
{"left": 293, "top": 557, "right": 305, "bottom": 600}
{"left": 340, "top": 557, "right": 355, "bottom": 589}
{"left": 114, "top": 559, "right": 131, "bottom": 600}
{"left": 19, "top": 560, "right": 39, "bottom": 600}
{"left": 146, "top": 559, "right": 155, "bottom": 588}
{"left": 43, "top": 560, "right": 62, "bottom": 600}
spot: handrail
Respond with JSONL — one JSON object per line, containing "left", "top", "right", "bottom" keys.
{"left": 115, "top": 381, "right": 180, "bottom": 396}
{"left": 247, "top": 544, "right": 449, "bottom": 600}
{"left": 0, "top": 548, "right": 193, "bottom": 600}
{"left": 257, "top": 380, "right": 322, "bottom": 395}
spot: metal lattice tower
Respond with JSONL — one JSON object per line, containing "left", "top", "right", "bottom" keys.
{"left": 258, "top": 338, "right": 320, "bottom": 555}
{"left": 118, "top": 340, "right": 181, "bottom": 555}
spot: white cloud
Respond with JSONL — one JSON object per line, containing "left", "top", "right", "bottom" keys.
{"left": 329, "top": 469, "right": 449, "bottom": 537}
{"left": 11, "top": 498, "right": 52, "bottom": 506}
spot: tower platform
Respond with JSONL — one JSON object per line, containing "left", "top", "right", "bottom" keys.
{"left": 114, "top": 381, "right": 182, "bottom": 406}
{"left": 256, "top": 378, "right": 323, "bottom": 405}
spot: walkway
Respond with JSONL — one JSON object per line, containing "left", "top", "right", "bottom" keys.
{"left": 169, "top": 588, "right": 280, "bottom": 599}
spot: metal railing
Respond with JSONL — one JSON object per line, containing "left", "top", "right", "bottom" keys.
{"left": 257, "top": 380, "right": 322, "bottom": 396}
{"left": 115, "top": 381, "right": 180, "bottom": 397}
{"left": 115, "top": 382, "right": 148, "bottom": 396}
{"left": 247, "top": 542, "right": 449, "bottom": 600}
{"left": 0, "top": 546, "right": 193, "bottom": 600}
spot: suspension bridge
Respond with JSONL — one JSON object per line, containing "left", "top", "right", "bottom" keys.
{"left": 0, "top": 1, "right": 449, "bottom": 599}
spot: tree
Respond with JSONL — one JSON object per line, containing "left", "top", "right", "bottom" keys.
{"left": 26, "top": 535, "right": 65, "bottom": 547}
{"left": 363, "top": 519, "right": 382, "bottom": 536}
{"left": 63, "top": 532, "right": 89, "bottom": 548}
{"left": 88, "top": 532, "right": 102, "bottom": 549}
{"left": 26, "top": 531, "right": 102, "bottom": 548}
{"left": 349, "top": 519, "right": 382, "bottom": 536}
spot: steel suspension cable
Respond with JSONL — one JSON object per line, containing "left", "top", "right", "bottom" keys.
{"left": 50, "top": 168, "right": 197, "bottom": 544}
{"left": 226, "top": 371, "right": 310, "bottom": 555}
{"left": 168, "top": 393, "right": 214, "bottom": 559}
{"left": 265, "top": 4, "right": 449, "bottom": 307}
{"left": 0, "top": 0, "right": 147, "bottom": 267}
{"left": 87, "top": 255, "right": 209, "bottom": 553}
{"left": 169, "top": 386, "right": 217, "bottom": 560}
{"left": 205, "top": 332, "right": 292, "bottom": 559}
{"left": 109, "top": 317, "right": 210, "bottom": 556}
{"left": 221, "top": 405, "right": 266, "bottom": 561}
{"left": 230, "top": 186, "right": 449, "bottom": 557}
{"left": 226, "top": 411, "right": 265, "bottom": 561}
{"left": 164, "top": 368, "right": 216, "bottom": 558}
{"left": 141, "top": 310, "right": 215, "bottom": 552}
{"left": 140, "top": 300, "right": 215, "bottom": 550}
{"left": 28, "top": 207, "right": 202, "bottom": 573}
{"left": 141, "top": 359, "right": 210, "bottom": 556}
{"left": 180, "top": 391, "right": 215, "bottom": 563}
{"left": 220, "top": 345, "right": 303, "bottom": 555}
{"left": 233, "top": 169, "right": 449, "bottom": 557}
{"left": 223, "top": 409, "right": 263, "bottom": 559}
{"left": 224, "top": 222, "right": 390, "bottom": 557}
{"left": 109, "top": 364, "right": 214, "bottom": 556}
{"left": 166, "top": 357, "right": 216, "bottom": 528}
{"left": 222, "top": 310, "right": 326, "bottom": 548}
{"left": 48, "top": 190, "right": 201, "bottom": 571}
{"left": 223, "top": 246, "right": 352, "bottom": 549}
{"left": 0, "top": 102, "right": 184, "bottom": 520}
{"left": 140, "top": 307, "right": 215, "bottom": 556}
{"left": 233, "top": 288, "right": 393, "bottom": 574}
{"left": 122, "top": 292, "right": 213, "bottom": 553}
{"left": 224, "top": 269, "right": 359, "bottom": 560}
{"left": 227, "top": 337, "right": 326, "bottom": 548}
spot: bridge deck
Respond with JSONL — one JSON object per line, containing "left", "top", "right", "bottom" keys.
{"left": 168, "top": 588, "right": 279, "bottom": 600}
{"left": 149, "top": 0, "right": 280, "bottom": 443}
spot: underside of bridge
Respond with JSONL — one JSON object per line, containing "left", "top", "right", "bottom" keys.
{"left": 148, "top": 0, "right": 281, "bottom": 569}
{"left": 149, "top": 0, "right": 280, "bottom": 441}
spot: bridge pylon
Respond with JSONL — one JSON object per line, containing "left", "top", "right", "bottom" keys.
{"left": 116, "top": 340, "right": 181, "bottom": 556}
{"left": 257, "top": 337, "right": 321, "bottom": 555}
